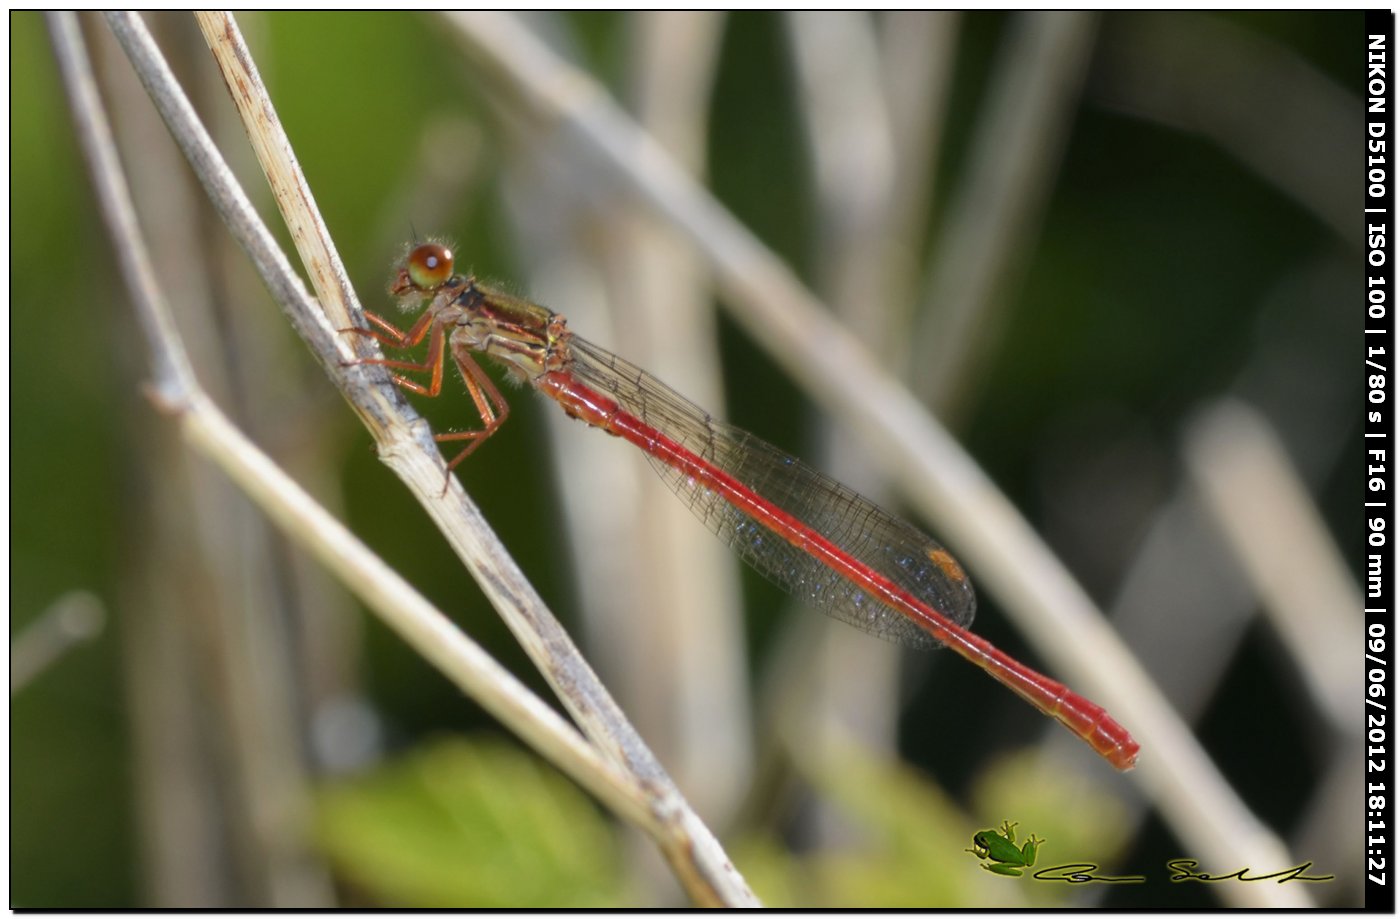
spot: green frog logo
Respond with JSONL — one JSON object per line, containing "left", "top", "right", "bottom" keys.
{"left": 966, "top": 820, "right": 1043, "bottom": 877}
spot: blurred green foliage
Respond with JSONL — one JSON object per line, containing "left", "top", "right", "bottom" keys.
{"left": 733, "top": 742, "right": 1131, "bottom": 907}
{"left": 314, "top": 737, "right": 626, "bottom": 907}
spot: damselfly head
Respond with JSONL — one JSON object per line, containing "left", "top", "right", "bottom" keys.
{"left": 391, "top": 242, "right": 455, "bottom": 296}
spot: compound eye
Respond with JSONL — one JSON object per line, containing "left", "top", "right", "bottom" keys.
{"left": 405, "top": 243, "right": 454, "bottom": 290}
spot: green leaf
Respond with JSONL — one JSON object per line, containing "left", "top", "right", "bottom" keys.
{"left": 315, "top": 735, "right": 626, "bottom": 907}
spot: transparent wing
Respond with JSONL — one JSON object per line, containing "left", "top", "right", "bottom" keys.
{"left": 567, "top": 337, "right": 976, "bottom": 650}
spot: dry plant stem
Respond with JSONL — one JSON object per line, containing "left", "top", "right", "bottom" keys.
{"left": 186, "top": 399, "right": 657, "bottom": 828}
{"left": 786, "top": 10, "right": 896, "bottom": 333}
{"left": 443, "top": 12, "right": 1311, "bottom": 907}
{"left": 57, "top": 14, "right": 334, "bottom": 907}
{"left": 784, "top": 9, "right": 906, "bottom": 776}
{"left": 1185, "top": 400, "right": 1362, "bottom": 731}
{"left": 192, "top": 12, "right": 360, "bottom": 337}
{"left": 57, "top": 18, "right": 210, "bottom": 903}
{"left": 618, "top": 10, "right": 753, "bottom": 824}
{"left": 878, "top": 11, "right": 957, "bottom": 270}
{"left": 92, "top": 11, "right": 755, "bottom": 907}
{"left": 100, "top": 13, "right": 346, "bottom": 383}
{"left": 97, "top": 19, "right": 337, "bottom": 906}
{"left": 10, "top": 591, "right": 105, "bottom": 694}
{"left": 190, "top": 6, "right": 621, "bottom": 765}
{"left": 787, "top": 16, "right": 956, "bottom": 770}
{"left": 911, "top": 11, "right": 1097, "bottom": 415}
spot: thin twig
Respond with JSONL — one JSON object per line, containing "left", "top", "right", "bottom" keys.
{"left": 92, "top": 10, "right": 755, "bottom": 907}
